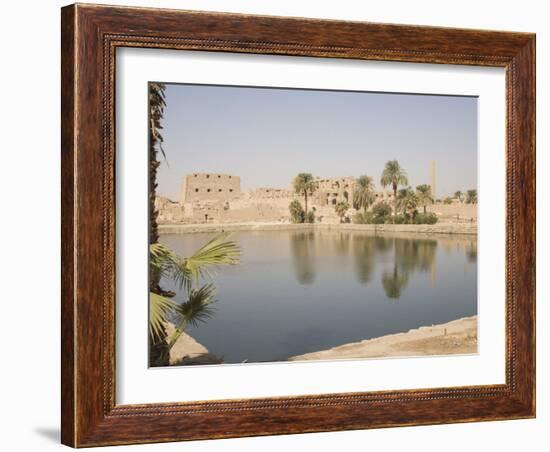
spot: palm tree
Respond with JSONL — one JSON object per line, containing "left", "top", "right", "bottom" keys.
{"left": 334, "top": 201, "right": 350, "bottom": 223}
{"left": 380, "top": 160, "right": 408, "bottom": 218}
{"left": 352, "top": 175, "right": 376, "bottom": 214}
{"left": 466, "top": 189, "right": 478, "bottom": 204}
{"left": 149, "top": 233, "right": 240, "bottom": 366}
{"left": 293, "top": 173, "right": 317, "bottom": 215}
{"left": 149, "top": 83, "right": 166, "bottom": 250}
{"left": 397, "top": 187, "right": 419, "bottom": 223}
{"left": 416, "top": 184, "right": 434, "bottom": 214}
{"left": 396, "top": 188, "right": 408, "bottom": 215}
{"left": 454, "top": 190, "right": 464, "bottom": 203}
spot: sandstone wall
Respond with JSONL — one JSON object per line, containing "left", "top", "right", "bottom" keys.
{"left": 428, "top": 203, "right": 477, "bottom": 221}
{"left": 155, "top": 196, "right": 185, "bottom": 223}
{"left": 181, "top": 173, "right": 241, "bottom": 203}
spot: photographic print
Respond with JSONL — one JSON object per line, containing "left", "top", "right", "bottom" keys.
{"left": 148, "top": 83, "right": 478, "bottom": 367}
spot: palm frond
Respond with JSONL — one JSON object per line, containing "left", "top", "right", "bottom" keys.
{"left": 353, "top": 175, "right": 375, "bottom": 212}
{"left": 149, "top": 292, "right": 177, "bottom": 341}
{"left": 167, "top": 284, "right": 217, "bottom": 349}
{"left": 292, "top": 173, "right": 317, "bottom": 195}
{"left": 176, "top": 232, "right": 240, "bottom": 289}
{"left": 150, "top": 234, "right": 240, "bottom": 290}
{"left": 149, "top": 242, "right": 181, "bottom": 281}
{"left": 149, "top": 83, "right": 167, "bottom": 162}
{"left": 380, "top": 160, "right": 408, "bottom": 189}
{"left": 177, "top": 284, "right": 217, "bottom": 327}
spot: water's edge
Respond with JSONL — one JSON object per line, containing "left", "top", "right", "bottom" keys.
{"left": 289, "top": 315, "right": 477, "bottom": 361}
{"left": 159, "top": 222, "right": 477, "bottom": 236}
{"left": 169, "top": 315, "right": 477, "bottom": 366}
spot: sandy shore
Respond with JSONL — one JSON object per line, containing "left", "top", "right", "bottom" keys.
{"left": 165, "top": 324, "right": 223, "bottom": 365}
{"left": 159, "top": 222, "right": 477, "bottom": 236}
{"left": 166, "top": 323, "right": 208, "bottom": 364}
{"left": 289, "top": 316, "right": 478, "bottom": 361}
{"left": 166, "top": 317, "right": 477, "bottom": 365}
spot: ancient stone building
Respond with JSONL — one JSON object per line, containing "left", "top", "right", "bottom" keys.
{"left": 313, "top": 176, "right": 355, "bottom": 206}
{"left": 181, "top": 173, "right": 241, "bottom": 203}
{"left": 155, "top": 196, "right": 185, "bottom": 223}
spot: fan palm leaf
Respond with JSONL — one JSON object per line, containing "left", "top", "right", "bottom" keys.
{"left": 150, "top": 242, "right": 180, "bottom": 279}
{"left": 167, "top": 284, "right": 217, "bottom": 349}
{"left": 149, "top": 293, "right": 177, "bottom": 342}
{"left": 177, "top": 232, "right": 240, "bottom": 289}
{"left": 150, "top": 232, "right": 240, "bottom": 290}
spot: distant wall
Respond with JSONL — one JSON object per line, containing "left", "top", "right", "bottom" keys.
{"left": 250, "top": 187, "right": 293, "bottom": 199}
{"left": 155, "top": 196, "right": 185, "bottom": 223}
{"left": 429, "top": 203, "right": 477, "bottom": 221}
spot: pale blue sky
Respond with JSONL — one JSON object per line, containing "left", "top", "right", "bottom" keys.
{"left": 156, "top": 83, "right": 477, "bottom": 199}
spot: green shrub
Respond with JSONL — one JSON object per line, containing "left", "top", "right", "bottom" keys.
{"left": 352, "top": 212, "right": 374, "bottom": 224}
{"left": 372, "top": 201, "right": 393, "bottom": 219}
{"left": 414, "top": 212, "right": 438, "bottom": 224}
{"left": 392, "top": 214, "right": 408, "bottom": 224}
{"left": 305, "top": 210, "right": 315, "bottom": 224}
{"left": 289, "top": 200, "right": 305, "bottom": 223}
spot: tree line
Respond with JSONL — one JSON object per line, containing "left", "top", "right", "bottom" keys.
{"left": 289, "top": 160, "right": 477, "bottom": 225}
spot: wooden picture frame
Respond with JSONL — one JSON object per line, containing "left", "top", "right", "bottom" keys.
{"left": 61, "top": 3, "right": 535, "bottom": 447}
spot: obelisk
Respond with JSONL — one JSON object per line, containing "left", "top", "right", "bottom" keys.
{"left": 430, "top": 160, "right": 436, "bottom": 200}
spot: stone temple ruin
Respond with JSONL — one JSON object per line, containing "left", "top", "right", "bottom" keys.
{"left": 156, "top": 172, "right": 396, "bottom": 225}
{"left": 155, "top": 172, "right": 476, "bottom": 225}
{"left": 181, "top": 173, "right": 241, "bottom": 203}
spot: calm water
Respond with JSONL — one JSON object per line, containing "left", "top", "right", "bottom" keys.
{"left": 160, "top": 230, "right": 477, "bottom": 363}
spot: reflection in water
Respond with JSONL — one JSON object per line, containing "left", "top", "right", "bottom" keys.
{"left": 382, "top": 264, "right": 410, "bottom": 299}
{"left": 394, "top": 238, "right": 438, "bottom": 274}
{"left": 375, "top": 236, "right": 393, "bottom": 253}
{"left": 353, "top": 235, "right": 376, "bottom": 283}
{"left": 289, "top": 231, "right": 476, "bottom": 300}
{"left": 334, "top": 232, "right": 351, "bottom": 256}
{"left": 290, "top": 232, "right": 317, "bottom": 285}
{"left": 466, "top": 241, "right": 477, "bottom": 263}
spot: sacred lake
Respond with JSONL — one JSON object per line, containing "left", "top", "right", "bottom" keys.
{"left": 158, "top": 229, "right": 477, "bottom": 365}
